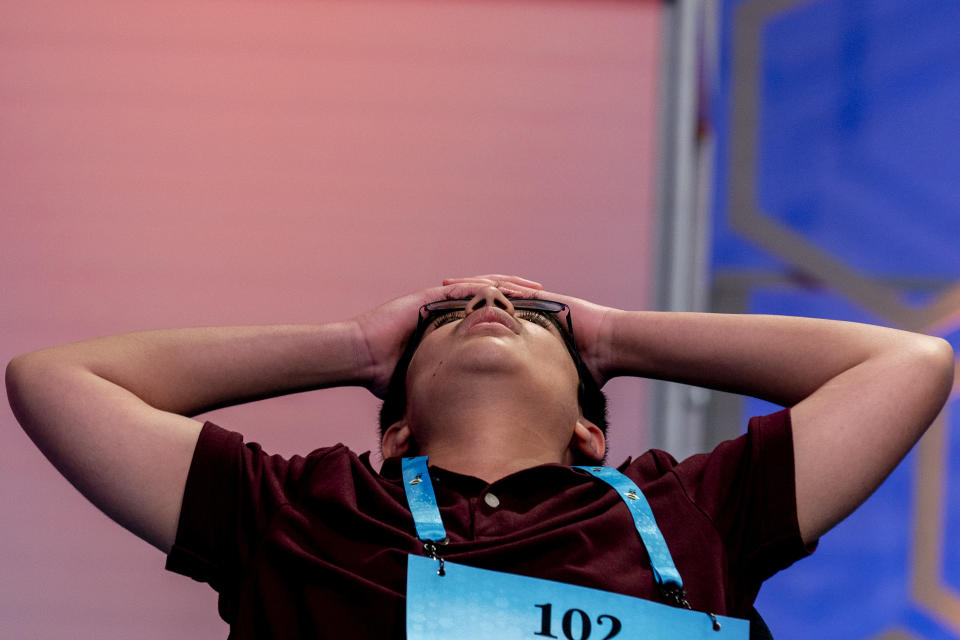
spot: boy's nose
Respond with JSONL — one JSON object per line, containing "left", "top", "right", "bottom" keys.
{"left": 464, "top": 286, "right": 515, "bottom": 316}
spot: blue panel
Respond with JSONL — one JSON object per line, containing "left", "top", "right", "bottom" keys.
{"left": 745, "top": 287, "right": 914, "bottom": 638}
{"left": 758, "top": 0, "right": 960, "bottom": 282}
{"left": 712, "top": 0, "right": 960, "bottom": 637}
{"left": 945, "top": 401, "right": 960, "bottom": 594}
{"left": 710, "top": 0, "right": 790, "bottom": 274}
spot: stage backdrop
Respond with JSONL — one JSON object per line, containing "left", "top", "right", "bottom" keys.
{"left": 710, "top": 1, "right": 960, "bottom": 638}
{"left": 0, "top": 1, "right": 663, "bottom": 637}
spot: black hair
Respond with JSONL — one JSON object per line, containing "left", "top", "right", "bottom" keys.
{"left": 378, "top": 313, "right": 608, "bottom": 463}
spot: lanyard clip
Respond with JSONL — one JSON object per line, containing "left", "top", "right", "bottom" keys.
{"left": 422, "top": 540, "right": 446, "bottom": 576}
{"left": 660, "top": 584, "right": 691, "bottom": 610}
{"left": 660, "top": 585, "right": 721, "bottom": 631}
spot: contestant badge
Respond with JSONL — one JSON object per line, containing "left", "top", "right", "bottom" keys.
{"left": 401, "top": 457, "right": 749, "bottom": 640}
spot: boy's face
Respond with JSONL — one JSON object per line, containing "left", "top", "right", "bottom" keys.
{"left": 402, "top": 296, "right": 582, "bottom": 427}
{"left": 409, "top": 294, "right": 584, "bottom": 381}
{"left": 380, "top": 287, "right": 605, "bottom": 464}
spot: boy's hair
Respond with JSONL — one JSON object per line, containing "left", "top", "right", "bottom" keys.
{"left": 378, "top": 313, "right": 608, "bottom": 462}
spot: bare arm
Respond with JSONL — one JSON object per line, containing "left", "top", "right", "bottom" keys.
{"left": 597, "top": 310, "right": 954, "bottom": 544}
{"left": 5, "top": 322, "right": 368, "bottom": 553}
{"left": 6, "top": 276, "right": 545, "bottom": 554}
{"left": 423, "top": 278, "right": 954, "bottom": 545}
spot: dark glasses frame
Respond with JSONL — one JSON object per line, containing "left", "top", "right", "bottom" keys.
{"left": 410, "top": 297, "right": 585, "bottom": 377}
{"left": 418, "top": 298, "right": 571, "bottom": 332}
{"left": 378, "top": 297, "right": 604, "bottom": 443}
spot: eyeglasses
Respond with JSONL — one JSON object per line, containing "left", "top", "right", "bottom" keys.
{"left": 411, "top": 298, "right": 584, "bottom": 373}
{"left": 416, "top": 297, "right": 569, "bottom": 334}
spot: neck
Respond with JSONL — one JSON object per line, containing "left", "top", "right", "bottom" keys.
{"left": 407, "top": 383, "right": 579, "bottom": 483}
{"left": 420, "top": 432, "right": 574, "bottom": 483}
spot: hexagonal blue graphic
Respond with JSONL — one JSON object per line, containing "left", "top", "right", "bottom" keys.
{"left": 943, "top": 331, "right": 960, "bottom": 596}
{"left": 745, "top": 287, "right": 916, "bottom": 638}
{"left": 757, "top": 0, "right": 960, "bottom": 295}
{"left": 712, "top": 1, "right": 960, "bottom": 638}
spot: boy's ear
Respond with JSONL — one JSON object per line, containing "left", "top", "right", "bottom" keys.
{"left": 382, "top": 420, "right": 415, "bottom": 458}
{"left": 570, "top": 418, "right": 606, "bottom": 463}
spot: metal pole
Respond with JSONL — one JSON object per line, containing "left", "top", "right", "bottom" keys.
{"left": 651, "top": 0, "right": 715, "bottom": 458}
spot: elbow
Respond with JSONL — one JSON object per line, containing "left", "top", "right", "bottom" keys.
{"left": 7, "top": 349, "right": 53, "bottom": 387}
{"left": 6, "top": 353, "right": 34, "bottom": 404}
{"left": 6, "top": 353, "right": 44, "bottom": 418}
{"left": 915, "top": 335, "right": 955, "bottom": 407}
{"left": 934, "top": 335, "right": 955, "bottom": 383}
{"left": 922, "top": 334, "right": 954, "bottom": 376}
{"left": 6, "top": 354, "right": 35, "bottom": 429}
{"left": 6, "top": 350, "right": 64, "bottom": 429}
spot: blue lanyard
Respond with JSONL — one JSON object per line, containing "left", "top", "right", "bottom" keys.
{"left": 574, "top": 465, "right": 684, "bottom": 593}
{"left": 401, "top": 457, "right": 448, "bottom": 543}
{"left": 401, "top": 457, "right": 687, "bottom": 602}
{"left": 401, "top": 457, "right": 449, "bottom": 575}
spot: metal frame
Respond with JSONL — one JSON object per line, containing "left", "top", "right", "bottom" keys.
{"left": 650, "top": 0, "right": 718, "bottom": 458}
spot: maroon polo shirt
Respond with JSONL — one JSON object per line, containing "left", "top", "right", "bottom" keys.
{"left": 166, "top": 409, "right": 810, "bottom": 639}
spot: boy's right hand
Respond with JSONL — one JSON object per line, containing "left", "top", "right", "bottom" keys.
{"left": 353, "top": 275, "right": 543, "bottom": 397}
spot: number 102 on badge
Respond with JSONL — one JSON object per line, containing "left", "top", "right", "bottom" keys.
{"left": 406, "top": 556, "right": 748, "bottom": 640}
{"left": 534, "top": 603, "right": 621, "bottom": 640}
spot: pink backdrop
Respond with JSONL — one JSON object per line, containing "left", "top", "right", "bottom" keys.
{"left": 1, "top": 0, "right": 662, "bottom": 636}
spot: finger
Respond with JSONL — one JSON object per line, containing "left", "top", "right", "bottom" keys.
{"left": 437, "top": 282, "right": 539, "bottom": 301}
{"left": 444, "top": 274, "right": 543, "bottom": 289}
{"left": 441, "top": 277, "right": 496, "bottom": 286}
{"left": 442, "top": 275, "right": 543, "bottom": 290}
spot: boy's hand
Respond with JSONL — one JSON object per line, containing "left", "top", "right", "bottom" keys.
{"left": 439, "top": 276, "right": 619, "bottom": 386}
{"left": 354, "top": 275, "right": 543, "bottom": 397}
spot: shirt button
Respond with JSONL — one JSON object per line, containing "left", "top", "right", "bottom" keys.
{"left": 483, "top": 492, "right": 500, "bottom": 508}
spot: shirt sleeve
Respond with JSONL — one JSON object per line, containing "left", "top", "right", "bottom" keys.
{"left": 164, "top": 421, "right": 306, "bottom": 593}
{"left": 671, "top": 409, "right": 813, "bottom": 603}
